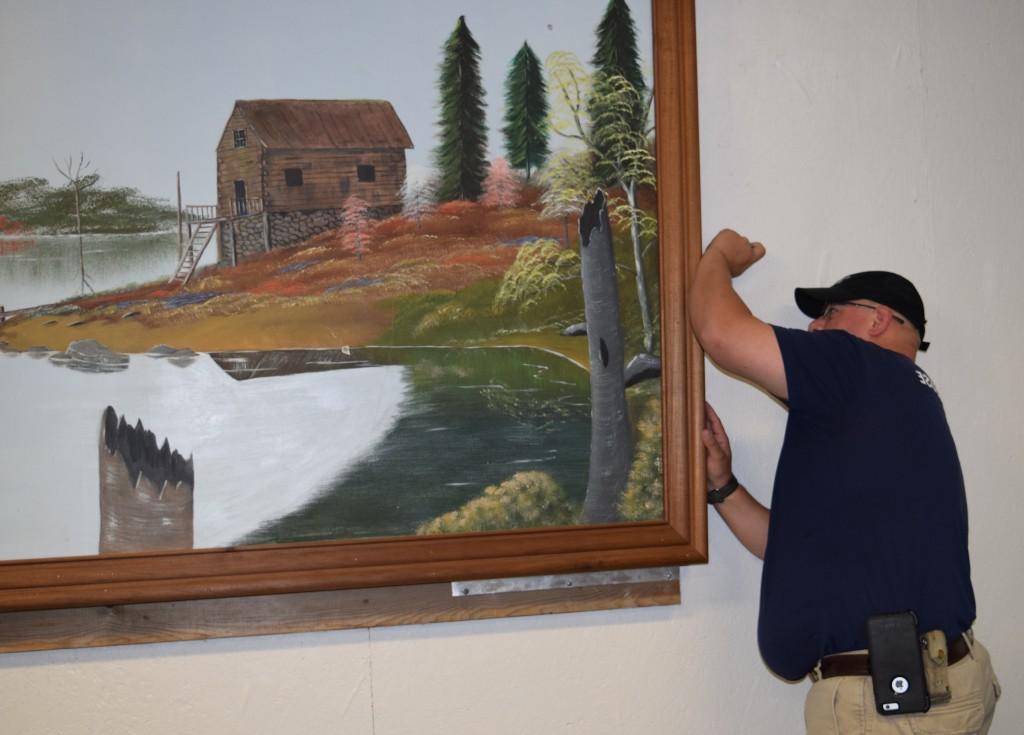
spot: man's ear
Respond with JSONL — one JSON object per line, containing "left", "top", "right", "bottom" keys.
{"left": 867, "top": 305, "right": 893, "bottom": 339}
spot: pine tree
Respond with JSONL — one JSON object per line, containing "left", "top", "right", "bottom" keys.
{"left": 591, "top": 0, "right": 645, "bottom": 92}
{"left": 501, "top": 42, "right": 549, "bottom": 182}
{"left": 433, "top": 16, "right": 489, "bottom": 202}
{"left": 589, "top": 0, "right": 646, "bottom": 185}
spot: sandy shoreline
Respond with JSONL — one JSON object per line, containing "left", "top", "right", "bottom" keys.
{"left": 0, "top": 296, "right": 395, "bottom": 354}
{"left": 0, "top": 299, "right": 593, "bottom": 369}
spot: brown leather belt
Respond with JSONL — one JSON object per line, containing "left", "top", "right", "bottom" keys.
{"left": 819, "top": 634, "right": 970, "bottom": 679}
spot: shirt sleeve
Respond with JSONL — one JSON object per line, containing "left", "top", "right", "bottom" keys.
{"left": 771, "top": 326, "right": 866, "bottom": 420}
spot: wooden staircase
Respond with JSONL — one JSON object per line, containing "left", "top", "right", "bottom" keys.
{"left": 169, "top": 219, "right": 219, "bottom": 288}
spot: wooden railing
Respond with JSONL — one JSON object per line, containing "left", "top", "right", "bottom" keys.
{"left": 184, "top": 198, "right": 263, "bottom": 222}
{"left": 228, "top": 198, "right": 264, "bottom": 217}
{"left": 184, "top": 205, "right": 217, "bottom": 222}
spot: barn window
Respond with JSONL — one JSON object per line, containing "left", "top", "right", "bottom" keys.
{"left": 357, "top": 165, "right": 376, "bottom": 183}
{"left": 284, "top": 168, "right": 304, "bottom": 187}
{"left": 233, "top": 129, "right": 247, "bottom": 148}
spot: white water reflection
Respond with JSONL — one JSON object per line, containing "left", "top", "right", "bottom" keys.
{"left": 0, "top": 352, "right": 407, "bottom": 560}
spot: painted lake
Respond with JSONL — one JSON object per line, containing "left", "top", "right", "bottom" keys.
{"left": 0, "top": 231, "right": 200, "bottom": 310}
{"left": 0, "top": 344, "right": 591, "bottom": 561}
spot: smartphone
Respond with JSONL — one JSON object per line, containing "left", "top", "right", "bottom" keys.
{"left": 866, "top": 611, "right": 930, "bottom": 716}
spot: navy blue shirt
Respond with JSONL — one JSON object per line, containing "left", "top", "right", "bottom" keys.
{"left": 759, "top": 327, "right": 976, "bottom": 680}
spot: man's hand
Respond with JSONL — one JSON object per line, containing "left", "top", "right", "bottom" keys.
{"left": 707, "top": 229, "right": 766, "bottom": 278}
{"left": 702, "top": 402, "right": 733, "bottom": 489}
{"left": 701, "top": 402, "right": 770, "bottom": 560}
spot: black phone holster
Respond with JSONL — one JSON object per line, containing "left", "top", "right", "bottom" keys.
{"left": 866, "top": 611, "right": 931, "bottom": 716}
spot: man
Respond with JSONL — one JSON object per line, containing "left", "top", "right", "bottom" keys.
{"left": 689, "top": 229, "right": 999, "bottom": 734}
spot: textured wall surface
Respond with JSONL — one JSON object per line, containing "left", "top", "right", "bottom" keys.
{"left": 1, "top": 2, "right": 1021, "bottom": 733}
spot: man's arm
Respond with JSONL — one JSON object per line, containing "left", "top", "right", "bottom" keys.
{"left": 703, "top": 403, "right": 769, "bottom": 560}
{"left": 689, "top": 229, "right": 787, "bottom": 399}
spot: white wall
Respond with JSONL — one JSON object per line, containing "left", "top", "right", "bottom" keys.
{"left": 2, "top": 1, "right": 1021, "bottom": 732}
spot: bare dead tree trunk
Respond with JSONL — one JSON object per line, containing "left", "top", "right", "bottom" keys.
{"left": 54, "top": 153, "right": 95, "bottom": 294}
{"left": 579, "top": 190, "right": 632, "bottom": 524}
{"left": 74, "top": 185, "right": 85, "bottom": 291}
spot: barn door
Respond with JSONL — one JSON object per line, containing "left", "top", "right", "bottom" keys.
{"left": 234, "top": 180, "right": 247, "bottom": 215}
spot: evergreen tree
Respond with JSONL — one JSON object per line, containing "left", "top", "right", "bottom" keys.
{"left": 501, "top": 42, "right": 549, "bottom": 182}
{"left": 433, "top": 16, "right": 489, "bottom": 202}
{"left": 591, "top": 0, "right": 645, "bottom": 91}
{"left": 588, "top": 0, "right": 646, "bottom": 185}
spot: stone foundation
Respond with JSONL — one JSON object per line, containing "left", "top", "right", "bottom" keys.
{"left": 219, "top": 206, "right": 402, "bottom": 265}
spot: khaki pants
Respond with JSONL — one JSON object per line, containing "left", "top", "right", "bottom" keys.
{"left": 805, "top": 638, "right": 1000, "bottom": 735}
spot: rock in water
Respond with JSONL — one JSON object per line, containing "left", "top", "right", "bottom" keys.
{"left": 146, "top": 344, "right": 199, "bottom": 367}
{"left": 624, "top": 353, "right": 661, "bottom": 387}
{"left": 65, "top": 339, "right": 129, "bottom": 373}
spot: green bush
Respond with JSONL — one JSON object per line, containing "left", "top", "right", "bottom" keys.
{"left": 417, "top": 471, "right": 580, "bottom": 534}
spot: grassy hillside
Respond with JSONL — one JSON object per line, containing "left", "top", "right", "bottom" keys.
{"left": 0, "top": 197, "right": 659, "bottom": 360}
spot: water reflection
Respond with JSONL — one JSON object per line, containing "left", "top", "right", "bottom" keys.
{"left": 0, "top": 350, "right": 407, "bottom": 560}
{"left": 0, "top": 343, "right": 601, "bottom": 560}
{"left": 241, "top": 346, "right": 593, "bottom": 544}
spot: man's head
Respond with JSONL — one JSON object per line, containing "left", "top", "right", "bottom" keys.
{"left": 795, "top": 271, "right": 929, "bottom": 357}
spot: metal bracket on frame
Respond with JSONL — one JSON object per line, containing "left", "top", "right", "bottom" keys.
{"left": 451, "top": 566, "right": 679, "bottom": 597}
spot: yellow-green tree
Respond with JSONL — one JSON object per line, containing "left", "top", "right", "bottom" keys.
{"left": 546, "top": 51, "right": 657, "bottom": 353}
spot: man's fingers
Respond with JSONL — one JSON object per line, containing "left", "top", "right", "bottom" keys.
{"left": 750, "top": 242, "right": 767, "bottom": 262}
{"left": 704, "top": 402, "right": 725, "bottom": 434}
{"left": 704, "top": 403, "right": 730, "bottom": 451}
{"left": 701, "top": 428, "right": 723, "bottom": 456}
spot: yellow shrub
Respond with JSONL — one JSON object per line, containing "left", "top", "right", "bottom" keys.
{"left": 417, "top": 471, "right": 579, "bottom": 534}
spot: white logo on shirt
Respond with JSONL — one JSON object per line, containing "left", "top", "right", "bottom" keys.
{"left": 916, "top": 369, "right": 938, "bottom": 394}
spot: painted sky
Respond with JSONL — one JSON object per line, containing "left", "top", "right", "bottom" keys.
{"left": 0, "top": 0, "right": 652, "bottom": 205}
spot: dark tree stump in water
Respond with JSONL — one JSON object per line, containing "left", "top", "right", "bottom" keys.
{"left": 99, "top": 406, "right": 194, "bottom": 553}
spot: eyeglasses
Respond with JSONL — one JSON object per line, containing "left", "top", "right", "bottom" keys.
{"left": 821, "top": 302, "right": 906, "bottom": 325}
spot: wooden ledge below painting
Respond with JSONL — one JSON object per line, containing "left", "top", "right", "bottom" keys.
{"left": 0, "top": 574, "right": 680, "bottom": 654}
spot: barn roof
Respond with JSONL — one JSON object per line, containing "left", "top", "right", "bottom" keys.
{"left": 233, "top": 100, "right": 413, "bottom": 150}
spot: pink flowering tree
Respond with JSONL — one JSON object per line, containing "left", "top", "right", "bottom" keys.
{"left": 342, "top": 196, "right": 373, "bottom": 260}
{"left": 481, "top": 157, "right": 523, "bottom": 208}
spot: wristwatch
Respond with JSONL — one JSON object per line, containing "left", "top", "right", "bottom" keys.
{"left": 707, "top": 474, "right": 739, "bottom": 504}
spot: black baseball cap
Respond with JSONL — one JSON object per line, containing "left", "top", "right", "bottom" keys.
{"left": 794, "top": 271, "right": 929, "bottom": 351}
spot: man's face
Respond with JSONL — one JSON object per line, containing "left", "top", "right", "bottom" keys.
{"left": 807, "top": 301, "right": 879, "bottom": 340}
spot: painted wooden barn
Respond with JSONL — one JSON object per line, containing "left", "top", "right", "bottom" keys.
{"left": 214, "top": 99, "right": 413, "bottom": 263}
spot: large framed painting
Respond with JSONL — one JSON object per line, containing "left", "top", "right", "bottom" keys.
{"left": 0, "top": 0, "right": 704, "bottom": 618}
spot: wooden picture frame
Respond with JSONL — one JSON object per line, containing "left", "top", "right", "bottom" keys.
{"left": 0, "top": 0, "right": 705, "bottom": 635}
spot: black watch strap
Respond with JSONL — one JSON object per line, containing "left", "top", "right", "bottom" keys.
{"left": 707, "top": 474, "right": 739, "bottom": 504}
